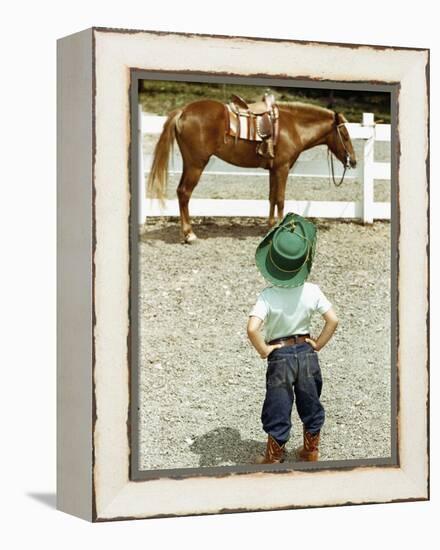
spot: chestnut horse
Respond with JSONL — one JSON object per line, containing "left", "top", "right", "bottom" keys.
{"left": 147, "top": 100, "right": 356, "bottom": 242}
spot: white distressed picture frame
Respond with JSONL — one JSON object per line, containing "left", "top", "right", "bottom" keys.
{"left": 57, "top": 27, "right": 429, "bottom": 522}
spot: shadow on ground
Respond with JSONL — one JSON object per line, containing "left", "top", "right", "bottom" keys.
{"left": 139, "top": 217, "right": 341, "bottom": 245}
{"left": 189, "top": 427, "right": 300, "bottom": 467}
{"left": 139, "top": 218, "right": 268, "bottom": 244}
{"left": 27, "top": 492, "right": 57, "bottom": 509}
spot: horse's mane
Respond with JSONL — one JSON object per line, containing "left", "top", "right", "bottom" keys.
{"left": 278, "top": 101, "right": 334, "bottom": 119}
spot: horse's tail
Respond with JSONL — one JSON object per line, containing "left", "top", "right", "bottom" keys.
{"left": 147, "top": 108, "right": 182, "bottom": 206}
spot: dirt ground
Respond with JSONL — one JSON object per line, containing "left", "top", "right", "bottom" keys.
{"left": 137, "top": 216, "right": 392, "bottom": 471}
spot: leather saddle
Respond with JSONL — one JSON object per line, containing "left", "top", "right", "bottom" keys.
{"left": 226, "top": 93, "right": 280, "bottom": 165}
{"left": 231, "top": 93, "right": 274, "bottom": 115}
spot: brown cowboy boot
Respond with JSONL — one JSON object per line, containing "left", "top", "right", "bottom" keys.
{"left": 255, "top": 435, "right": 286, "bottom": 464}
{"left": 297, "top": 429, "right": 320, "bottom": 462}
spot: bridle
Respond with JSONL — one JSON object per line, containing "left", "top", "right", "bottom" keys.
{"left": 327, "top": 114, "right": 353, "bottom": 187}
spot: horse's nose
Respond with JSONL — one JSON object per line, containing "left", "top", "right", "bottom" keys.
{"left": 350, "top": 158, "right": 357, "bottom": 168}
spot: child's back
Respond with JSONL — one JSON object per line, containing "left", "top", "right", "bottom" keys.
{"left": 250, "top": 282, "right": 331, "bottom": 344}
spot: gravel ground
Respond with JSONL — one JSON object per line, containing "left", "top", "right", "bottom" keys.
{"left": 137, "top": 217, "right": 391, "bottom": 470}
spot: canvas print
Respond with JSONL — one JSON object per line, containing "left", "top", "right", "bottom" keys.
{"left": 133, "top": 78, "right": 393, "bottom": 473}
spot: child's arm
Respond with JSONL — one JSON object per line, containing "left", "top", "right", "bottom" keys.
{"left": 305, "top": 307, "right": 339, "bottom": 352}
{"left": 247, "top": 316, "right": 282, "bottom": 359}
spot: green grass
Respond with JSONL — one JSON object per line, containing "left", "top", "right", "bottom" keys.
{"left": 139, "top": 80, "right": 391, "bottom": 123}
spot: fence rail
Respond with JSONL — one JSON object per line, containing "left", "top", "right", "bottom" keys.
{"left": 138, "top": 109, "right": 391, "bottom": 224}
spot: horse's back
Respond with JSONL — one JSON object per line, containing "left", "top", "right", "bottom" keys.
{"left": 180, "top": 99, "right": 225, "bottom": 119}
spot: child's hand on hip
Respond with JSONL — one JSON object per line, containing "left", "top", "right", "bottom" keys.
{"left": 305, "top": 337, "right": 320, "bottom": 351}
{"left": 260, "top": 344, "right": 282, "bottom": 359}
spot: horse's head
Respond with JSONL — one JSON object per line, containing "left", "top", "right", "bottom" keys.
{"left": 327, "top": 112, "right": 357, "bottom": 169}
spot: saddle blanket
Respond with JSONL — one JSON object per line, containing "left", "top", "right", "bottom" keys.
{"left": 225, "top": 104, "right": 264, "bottom": 142}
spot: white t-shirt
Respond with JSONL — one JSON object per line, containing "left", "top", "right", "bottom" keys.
{"left": 249, "top": 282, "right": 332, "bottom": 343}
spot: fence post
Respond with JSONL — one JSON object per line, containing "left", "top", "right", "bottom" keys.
{"left": 138, "top": 104, "right": 146, "bottom": 224}
{"left": 361, "top": 112, "right": 375, "bottom": 224}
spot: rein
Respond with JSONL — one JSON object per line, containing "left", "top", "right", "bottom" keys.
{"left": 327, "top": 148, "right": 348, "bottom": 187}
{"left": 327, "top": 120, "right": 351, "bottom": 187}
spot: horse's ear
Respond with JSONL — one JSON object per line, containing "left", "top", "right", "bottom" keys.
{"left": 334, "top": 112, "right": 347, "bottom": 125}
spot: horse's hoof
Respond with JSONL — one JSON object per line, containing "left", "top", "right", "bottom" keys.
{"left": 182, "top": 232, "right": 198, "bottom": 244}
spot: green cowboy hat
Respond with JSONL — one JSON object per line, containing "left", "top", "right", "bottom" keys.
{"left": 255, "top": 212, "right": 317, "bottom": 287}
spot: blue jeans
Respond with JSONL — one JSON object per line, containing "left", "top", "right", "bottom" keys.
{"left": 261, "top": 342, "right": 325, "bottom": 443}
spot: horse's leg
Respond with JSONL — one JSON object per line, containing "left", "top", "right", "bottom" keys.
{"left": 177, "top": 164, "right": 204, "bottom": 243}
{"left": 268, "top": 171, "right": 277, "bottom": 227}
{"left": 271, "top": 165, "right": 290, "bottom": 222}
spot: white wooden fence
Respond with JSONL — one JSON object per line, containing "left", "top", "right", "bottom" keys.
{"left": 138, "top": 108, "right": 391, "bottom": 224}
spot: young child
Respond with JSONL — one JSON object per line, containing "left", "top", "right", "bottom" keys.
{"left": 247, "top": 212, "right": 338, "bottom": 464}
